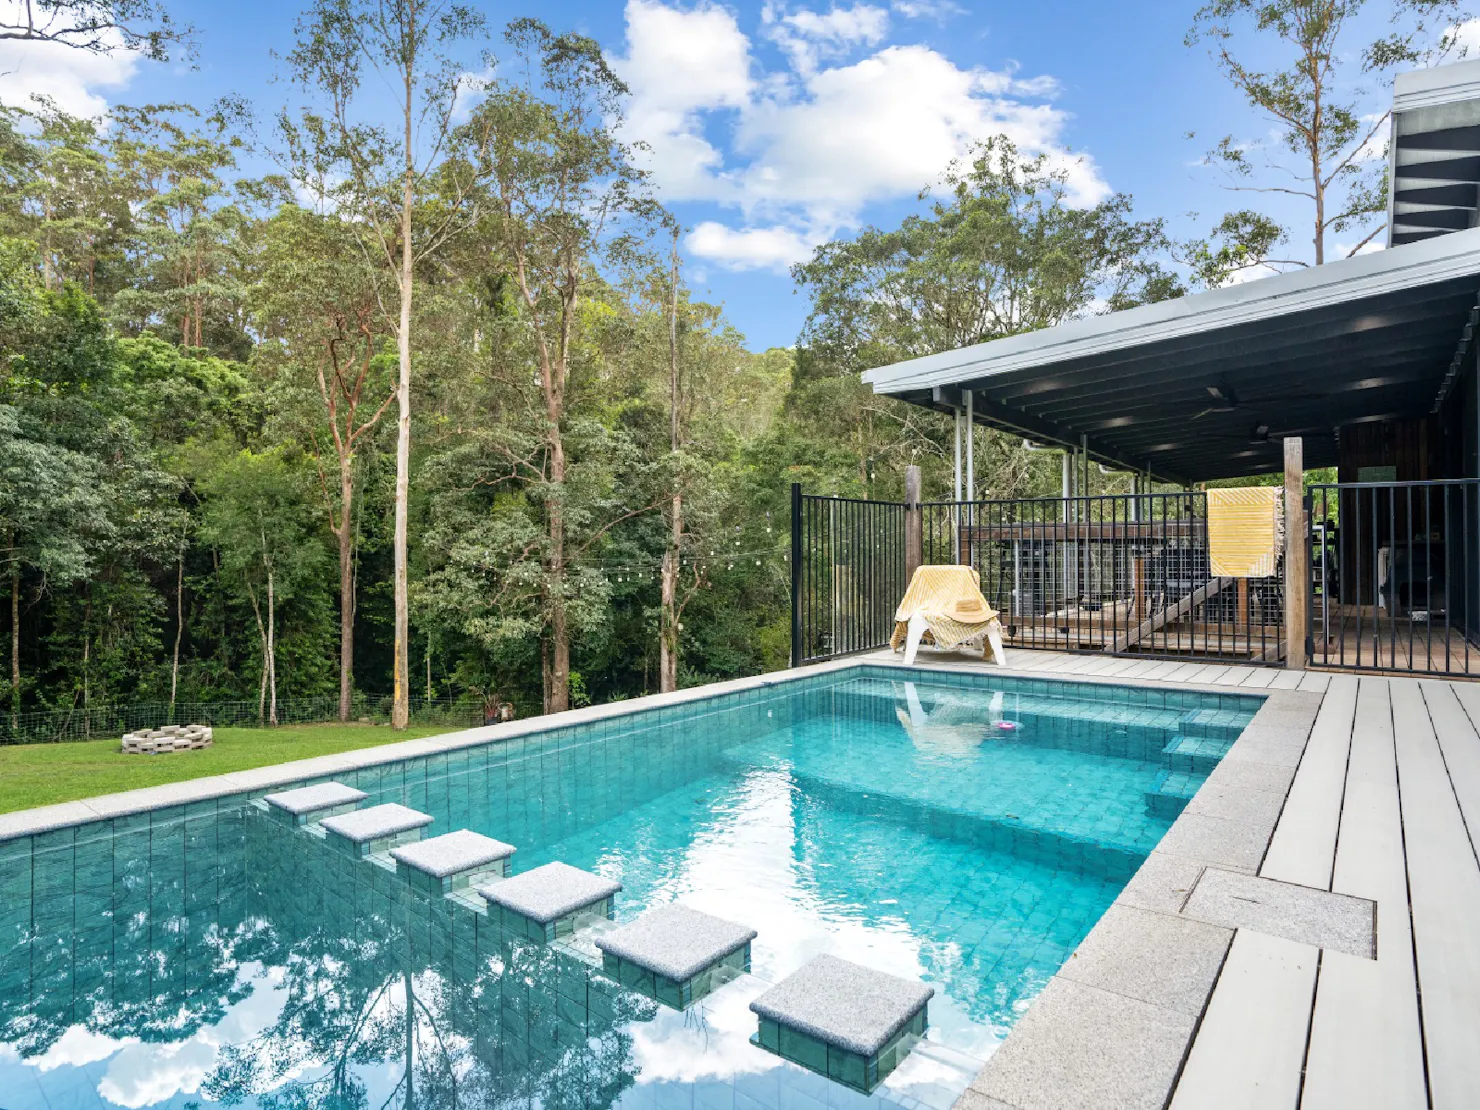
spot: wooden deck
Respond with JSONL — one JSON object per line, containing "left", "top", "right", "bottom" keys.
{"left": 957, "top": 647, "right": 1480, "bottom": 1109}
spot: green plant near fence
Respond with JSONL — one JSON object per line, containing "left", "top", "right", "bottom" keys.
{"left": 0, "top": 694, "right": 487, "bottom": 745}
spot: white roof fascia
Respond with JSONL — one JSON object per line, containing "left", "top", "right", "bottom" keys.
{"left": 862, "top": 226, "right": 1480, "bottom": 396}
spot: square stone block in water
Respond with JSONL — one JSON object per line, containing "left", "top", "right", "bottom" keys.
{"left": 321, "top": 803, "right": 433, "bottom": 858}
{"left": 750, "top": 954, "right": 932, "bottom": 1093}
{"left": 596, "top": 904, "right": 756, "bottom": 1009}
{"left": 391, "top": 829, "right": 516, "bottom": 894}
{"left": 477, "top": 861, "right": 620, "bottom": 942}
{"left": 263, "top": 782, "right": 368, "bottom": 826}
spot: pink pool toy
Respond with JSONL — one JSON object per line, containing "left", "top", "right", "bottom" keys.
{"left": 995, "top": 720, "right": 1022, "bottom": 731}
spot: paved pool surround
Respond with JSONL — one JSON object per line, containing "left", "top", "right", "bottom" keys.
{"left": 0, "top": 653, "right": 1303, "bottom": 1110}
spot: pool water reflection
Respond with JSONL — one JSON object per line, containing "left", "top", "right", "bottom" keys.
{"left": 0, "top": 668, "right": 1261, "bottom": 1109}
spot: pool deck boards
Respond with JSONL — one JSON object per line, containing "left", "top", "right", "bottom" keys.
{"left": 890, "top": 647, "right": 1480, "bottom": 1110}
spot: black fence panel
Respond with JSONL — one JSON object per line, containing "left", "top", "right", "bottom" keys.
{"left": 1309, "top": 480, "right": 1480, "bottom": 675}
{"left": 921, "top": 492, "right": 1282, "bottom": 663}
{"left": 791, "top": 485, "right": 908, "bottom": 665}
{"left": 790, "top": 485, "right": 1285, "bottom": 667}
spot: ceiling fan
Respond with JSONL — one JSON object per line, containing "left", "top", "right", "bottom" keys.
{"left": 1191, "top": 381, "right": 1327, "bottom": 421}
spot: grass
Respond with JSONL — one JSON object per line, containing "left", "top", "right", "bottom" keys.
{"left": 0, "top": 723, "right": 451, "bottom": 814}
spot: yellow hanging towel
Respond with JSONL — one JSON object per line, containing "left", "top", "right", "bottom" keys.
{"left": 1207, "top": 487, "right": 1284, "bottom": 578}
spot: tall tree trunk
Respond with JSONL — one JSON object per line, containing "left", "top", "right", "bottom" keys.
{"left": 546, "top": 430, "right": 569, "bottom": 714}
{"left": 338, "top": 468, "right": 355, "bottom": 722}
{"left": 246, "top": 578, "right": 267, "bottom": 722}
{"left": 170, "top": 553, "right": 184, "bottom": 717}
{"left": 660, "top": 231, "right": 682, "bottom": 693}
{"left": 266, "top": 565, "right": 278, "bottom": 726}
{"left": 391, "top": 26, "right": 416, "bottom": 733}
{"left": 8, "top": 529, "right": 17, "bottom": 728}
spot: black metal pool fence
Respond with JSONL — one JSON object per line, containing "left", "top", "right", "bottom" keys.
{"left": 791, "top": 483, "right": 1285, "bottom": 667}
{"left": 0, "top": 692, "right": 487, "bottom": 745}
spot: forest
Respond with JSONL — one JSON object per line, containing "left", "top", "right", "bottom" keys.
{"left": 0, "top": 0, "right": 1420, "bottom": 733}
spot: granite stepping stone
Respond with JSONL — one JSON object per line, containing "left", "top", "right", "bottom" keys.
{"left": 321, "top": 803, "right": 433, "bottom": 858}
{"left": 750, "top": 954, "right": 933, "bottom": 1093}
{"left": 390, "top": 829, "right": 516, "bottom": 894}
{"left": 596, "top": 904, "right": 756, "bottom": 1008}
{"left": 263, "top": 781, "right": 368, "bottom": 826}
{"left": 477, "top": 861, "right": 621, "bottom": 942}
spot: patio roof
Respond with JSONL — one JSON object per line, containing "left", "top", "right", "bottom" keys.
{"left": 862, "top": 227, "right": 1480, "bottom": 485}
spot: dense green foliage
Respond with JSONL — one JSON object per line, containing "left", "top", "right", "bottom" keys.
{"left": 0, "top": 26, "right": 1184, "bottom": 727}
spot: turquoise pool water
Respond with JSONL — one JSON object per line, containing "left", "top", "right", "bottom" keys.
{"left": 0, "top": 667, "right": 1261, "bottom": 1110}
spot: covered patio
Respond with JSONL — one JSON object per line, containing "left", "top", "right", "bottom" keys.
{"left": 827, "top": 223, "right": 1480, "bottom": 678}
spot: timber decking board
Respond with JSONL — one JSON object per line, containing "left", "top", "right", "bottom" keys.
{"left": 1259, "top": 674, "right": 1357, "bottom": 892}
{"left": 1423, "top": 680, "right": 1480, "bottom": 860}
{"left": 1168, "top": 930, "right": 1318, "bottom": 1110}
{"left": 1299, "top": 678, "right": 1427, "bottom": 1110}
{"left": 1393, "top": 679, "right": 1480, "bottom": 1108}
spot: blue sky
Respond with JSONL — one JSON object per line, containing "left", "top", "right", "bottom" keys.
{"left": 0, "top": 0, "right": 1419, "bottom": 350}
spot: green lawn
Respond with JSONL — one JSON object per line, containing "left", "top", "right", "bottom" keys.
{"left": 0, "top": 723, "right": 450, "bottom": 814}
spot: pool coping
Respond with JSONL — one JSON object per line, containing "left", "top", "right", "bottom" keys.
{"left": 0, "top": 649, "right": 1306, "bottom": 1110}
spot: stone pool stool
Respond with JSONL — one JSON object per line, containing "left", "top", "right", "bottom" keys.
{"left": 750, "top": 954, "right": 933, "bottom": 1093}
{"left": 595, "top": 903, "right": 756, "bottom": 1009}
{"left": 320, "top": 803, "right": 433, "bottom": 858}
{"left": 477, "top": 861, "right": 621, "bottom": 942}
{"left": 390, "top": 829, "right": 516, "bottom": 894}
{"left": 263, "top": 781, "right": 368, "bottom": 826}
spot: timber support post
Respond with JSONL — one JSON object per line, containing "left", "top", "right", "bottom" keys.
{"left": 1284, "top": 437, "right": 1308, "bottom": 669}
{"left": 904, "top": 465, "right": 922, "bottom": 582}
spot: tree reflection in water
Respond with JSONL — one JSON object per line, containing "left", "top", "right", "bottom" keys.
{"left": 2, "top": 803, "right": 653, "bottom": 1110}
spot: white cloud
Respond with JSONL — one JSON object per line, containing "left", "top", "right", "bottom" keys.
{"left": 686, "top": 220, "right": 819, "bottom": 270}
{"left": 0, "top": 11, "right": 137, "bottom": 117}
{"left": 764, "top": 3, "right": 891, "bottom": 74}
{"left": 1334, "top": 239, "right": 1385, "bottom": 258}
{"left": 614, "top": 1, "right": 1106, "bottom": 271}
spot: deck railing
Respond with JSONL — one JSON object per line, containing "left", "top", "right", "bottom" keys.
{"left": 1308, "top": 480, "right": 1480, "bottom": 676}
{"left": 791, "top": 484, "right": 1285, "bottom": 666}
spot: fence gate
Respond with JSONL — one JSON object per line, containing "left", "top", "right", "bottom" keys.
{"left": 790, "top": 487, "right": 908, "bottom": 665}
{"left": 1308, "top": 479, "right": 1480, "bottom": 676}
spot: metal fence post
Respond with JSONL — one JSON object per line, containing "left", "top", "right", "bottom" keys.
{"left": 790, "top": 483, "right": 803, "bottom": 668}
{"left": 904, "top": 466, "right": 922, "bottom": 582}
{"left": 1284, "top": 437, "right": 1308, "bottom": 669}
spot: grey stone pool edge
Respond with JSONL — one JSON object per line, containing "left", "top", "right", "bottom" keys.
{"left": 0, "top": 651, "right": 1308, "bottom": 1110}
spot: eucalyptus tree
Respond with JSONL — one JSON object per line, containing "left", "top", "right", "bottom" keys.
{"left": 196, "top": 445, "right": 326, "bottom": 724}
{"left": 793, "top": 137, "right": 1179, "bottom": 498}
{"left": 106, "top": 104, "right": 251, "bottom": 354}
{"left": 463, "top": 18, "right": 667, "bottom": 712}
{"left": 253, "top": 205, "right": 396, "bottom": 721}
{"left": 1186, "top": 0, "right": 1470, "bottom": 281}
{"left": 282, "top": 0, "right": 491, "bottom": 729}
{"left": 0, "top": 0, "right": 194, "bottom": 60}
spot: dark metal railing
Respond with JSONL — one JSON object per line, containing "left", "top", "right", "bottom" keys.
{"left": 790, "top": 484, "right": 1285, "bottom": 667}
{"left": 922, "top": 492, "right": 1283, "bottom": 663}
{"left": 1308, "top": 480, "right": 1480, "bottom": 675}
{"left": 791, "top": 485, "right": 909, "bottom": 665}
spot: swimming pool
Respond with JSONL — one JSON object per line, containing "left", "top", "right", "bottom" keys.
{"left": 0, "top": 666, "right": 1261, "bottom": 1109}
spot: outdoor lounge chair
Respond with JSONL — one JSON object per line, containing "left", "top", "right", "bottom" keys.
{"left": 890, "top": 565, "right": 1007, "bottom": 667}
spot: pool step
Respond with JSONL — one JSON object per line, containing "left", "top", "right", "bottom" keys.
{"left": 321, "top": 803, "right": 434, "bottom": 858}
{"left": 1176, "top": 708, "right": 1248, "bottom": 742}
{"left": 478, "top": 861, "right": 621, "bottom": 943}
{"left": 1161, "top": 734, "right": 1234, "bottom": 775}
{"left": 263, "top": 781, "right": 368, "bottom": 826}
{"left": 1144, "top": 769, "right": 1205, "bottom": 819}
{"left": 596, "top": 904, "right": 756, "bottom": 1009}
{"left": 391, "top": 829, "right": 515, "bottom": 895}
